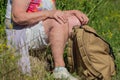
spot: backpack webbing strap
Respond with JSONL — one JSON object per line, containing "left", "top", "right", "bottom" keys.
{"left": 67, "top": 39, "right": 75, "bottom": 72}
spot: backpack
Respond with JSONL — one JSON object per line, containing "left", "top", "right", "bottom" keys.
{"left": 67, "top": 25, "right": 116, "bottom": 80}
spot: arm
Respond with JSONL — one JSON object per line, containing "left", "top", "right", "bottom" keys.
{"left": 52, "top": 0, "right": 56, "bottom": 10}
{"left": 12, "top": 0, "right": 56, "bottom": 25}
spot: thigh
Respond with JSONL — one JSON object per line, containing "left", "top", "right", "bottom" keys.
{"left": 42, "top": 16, "right": 81, "bottom": 37}
{"left": 42, "top": 15, "right": 81, "bottom": 33}
{"left": 42, "top": 18, "right": 67, "bottom": 35}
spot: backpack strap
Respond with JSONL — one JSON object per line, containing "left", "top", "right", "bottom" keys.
{"left": 67, "top": 38, "right": 75, "bottom": 72}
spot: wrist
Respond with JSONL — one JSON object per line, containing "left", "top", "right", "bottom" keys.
{"left": 46, "top": 10, "right": 54, "bottom": 18}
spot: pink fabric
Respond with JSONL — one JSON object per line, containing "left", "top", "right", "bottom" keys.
{"left": 27, "top": 0, "right": 55, "bottom": 12}
{"left": 27, "top": 0, "right": 42, "bottom": 12}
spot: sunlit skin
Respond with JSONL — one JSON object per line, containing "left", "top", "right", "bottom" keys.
{"left": 12, "top": 0, "right": 89, "bottom": 67}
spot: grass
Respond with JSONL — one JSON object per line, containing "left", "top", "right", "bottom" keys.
{"left": 0, "top": 0, "right": 120, "bottom": 80}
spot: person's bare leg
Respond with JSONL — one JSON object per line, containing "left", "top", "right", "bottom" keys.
{"left": 42, "top": 15, "right": 81, "bottom": 67}
{"left": 43, "top": 19, "right": 69, "bottom": 67}
{"left": 42, "top": 16, "right": 80, "bottom": 80}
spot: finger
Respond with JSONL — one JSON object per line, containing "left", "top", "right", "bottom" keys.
{"left": 59, "top": 12, "right": 68, "bottom": 23}
{"left": 81, "top": 16, "right": 86, "bottom": 25}
{"left": 58, "top": 16, "right": 66, "bottom": 23}
{"left": 77, "top": 16, "right": 84, "bottom": 25}
{"left": 57, "top": 14, "right": 68, "bottom": 23}
{"left": 56, "top": 11, "right": 68, "bottom": 23}
{"left": 75, "top": 11, "right": 89, "bottom": 25}
{"left": 81, "top": 14, "right": 89, "bottom": 24}
{"left": 54, "top": 13, "right": 64, "bottom": 24}
{"left": 86, "top": 17, "right": 89, "bottom": 24}
{"left": 55, "top": 16, "right": 64, "bottom": 24}
{"left": 75, "top": 14, "right": 84, "bottom": 23}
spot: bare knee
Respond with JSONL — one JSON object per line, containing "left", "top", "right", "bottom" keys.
{"left": 42, "top": 18, "right": 70, "bottom": 41}
{"left": 43, "top": 19, "right": 68, "bottom": 32}
{"left": 68, "top": 15, "right": 81, "bottom": 27}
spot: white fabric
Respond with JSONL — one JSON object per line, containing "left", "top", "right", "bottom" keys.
{"left": 5, "top": 0, "right": 12, "bottom": 19}
{"left": 42, "top": 0, "right": 54, "bottom": 10}
{"left": 53, "top": 67, "right": 78, "bottom": 80}
{"left": 26, "top": 21, "right": 48, "bottom": 49}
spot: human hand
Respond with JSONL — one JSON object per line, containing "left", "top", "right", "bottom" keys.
{"left": 49, "top": 10, "right": 68, "bottom": 24}
{"left": 72, "top": 10, "right": 89, "bottom": 25}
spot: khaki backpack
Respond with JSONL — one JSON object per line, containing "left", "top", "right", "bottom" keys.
{"left": 67, "top": 25, "right": 116, "bottom": 80}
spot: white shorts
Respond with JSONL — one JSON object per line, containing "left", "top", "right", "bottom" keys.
{"left": 5, "top": 19, "right": 48, "bottom": 73}
{"left": 26, "top": 21, "right": 48, "bottom": 49}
